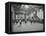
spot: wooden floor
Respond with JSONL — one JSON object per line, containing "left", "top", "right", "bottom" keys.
{"left": 12, "top": 21, "right": 43, "bottom": 32}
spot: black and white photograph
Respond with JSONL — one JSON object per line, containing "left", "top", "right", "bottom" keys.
{"left": 5, "top": 2, "right": 45, "bottom": 34}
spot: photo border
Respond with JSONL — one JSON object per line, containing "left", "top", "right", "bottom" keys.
{"left": 5, "top": 2, "right": 45, "bottom": 34}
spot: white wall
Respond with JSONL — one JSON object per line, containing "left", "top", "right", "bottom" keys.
{"left": 0, "top": 0, "right": 46, "bottom": 36}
